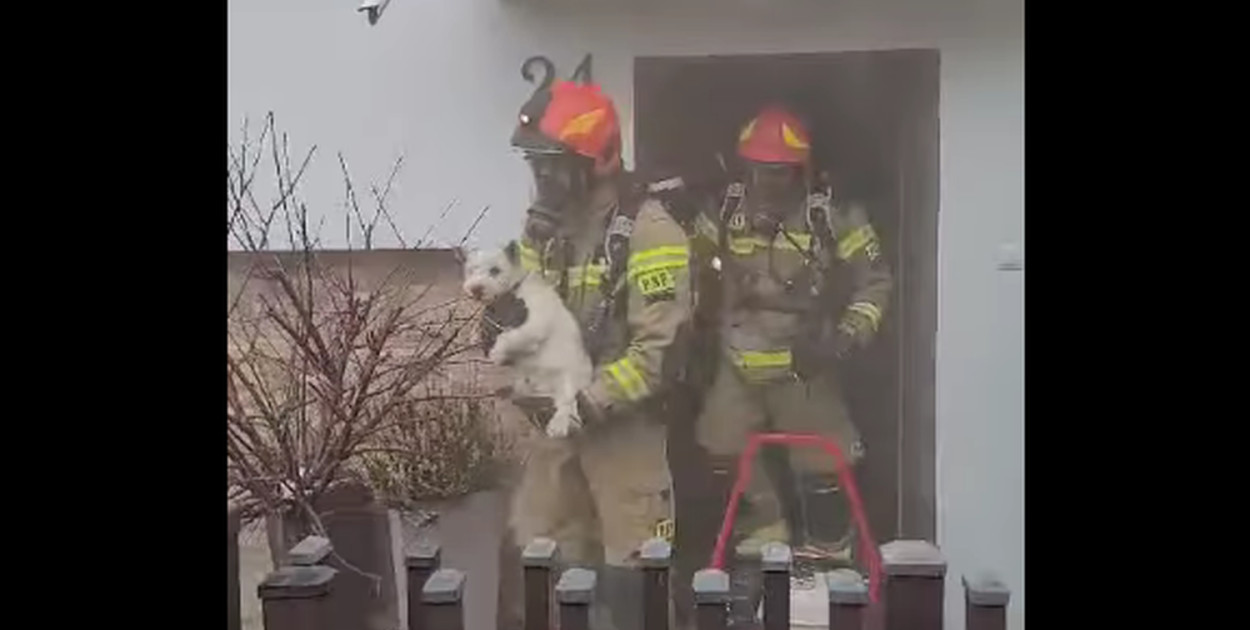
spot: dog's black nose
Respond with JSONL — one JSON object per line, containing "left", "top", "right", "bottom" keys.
{"left": 470, "top": 286, "right": 484, "bottom": 300}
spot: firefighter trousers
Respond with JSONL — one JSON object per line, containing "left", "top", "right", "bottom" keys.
{"left": 496, "top": 412, "right": 673, "bottom": 630}
{"left": 694, "top": 360, "right": 864, "bottom": 548}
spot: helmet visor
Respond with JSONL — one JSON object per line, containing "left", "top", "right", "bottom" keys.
{"left": 748, "top": 162, "right": 804, "bottom": 214}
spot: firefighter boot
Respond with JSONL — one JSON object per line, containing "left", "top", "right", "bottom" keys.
{"left": 793, "top": 474, "right": 856, "bottom": 570}
{"left": 735, "top": 457, "right": 790, "bottom": 556}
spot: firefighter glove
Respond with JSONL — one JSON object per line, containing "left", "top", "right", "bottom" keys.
{"left": 511, "top": 391, "right": 602, "bottom": 434}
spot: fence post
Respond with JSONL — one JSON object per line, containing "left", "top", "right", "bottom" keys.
{"left": 556, "top": 567, "right": 596, "bottom": 630}
{"left": 760, "top": 542, "right": 792, "bottom": 630}
{"left": 640, "top": 537, "right": 673, "bottom": 630}
{"left": 406, "top": 541, "right": 442, "bottom": 630}
{"left": 258, "top": 565, "right": 338, "bottom": 630}
{"left": 228, "top": 508, "right": 242, "bottom": 630}
{"left": 962, "top": 573, "right": 1010, "bottom": 630}
{"left": 521, "top": 537, "right": 558, "bottom": 630}
{"left": 730, "top": 540, "right": 764, "bottom": 626}
{"left": 693, "top": 568, "right": 731, "bottom": 630}
{"left": 881, "top": 540, "right": 947, "bottom": 630}
{"left": 421, "top": 568, "right": 467, "bottom": 630}
{"left": 827, "top": 571, "right": 868, "bottom": 630}
{"left": 288, "top": 535, "right": 332, "bottom": 566}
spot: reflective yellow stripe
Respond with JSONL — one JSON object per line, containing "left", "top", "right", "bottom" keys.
{"left": 619, "top": 358, "right": 650, "bottom": 399}
{"left": 728, "top": 237, "right": 759, "bottom": 255}
{"left": 837, "top": 225, "right": 877, "bottom": 260}
{"left": 728, "top": 231, "right": 812, "bottom": 255}
{"left": 629, "top": 246, "right": 689, "bottom": 266}
{"left": 847, "top": 301, "right": 883, "bottom": 331}
{"left": 628, "top": 246, "right": 689, "bottom": 280}
{"left": 519, "top": 242, "right": 542, "bottom": 271}
{"left": 777, "top": 231, "right": 812, "bottom": 250}
{"left": 628, "top": 258, "right": 687, "bottom": 279}
{"left": 606, "top": 356, "right": 649, "bottom": 401}
{"left": 733, "top": 349, "right": 793, "bottom": 369}
{"left": 607, "top": 363, "right": 633, "bottom": 397}
{"left": 567, "top": 264, "right": 606, "bottom": 288}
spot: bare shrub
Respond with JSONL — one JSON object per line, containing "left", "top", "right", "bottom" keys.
{"left": 359, "top": 386, "right": 505, "bottom": 507}
{"left": 226, "top": 113, "right": 497, "bottom": 537}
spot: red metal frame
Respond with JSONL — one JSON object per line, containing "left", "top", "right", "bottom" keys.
{"left": 708, "top": 431, "right": 883, "bottom": 603}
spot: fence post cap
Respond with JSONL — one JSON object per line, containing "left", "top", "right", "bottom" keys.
{"left": 826, "top": 569, "right": 869, "bottom": 605}
{"left": 288, "top": 535, "right": 332, "bottom": 566}
{"left": 258, "top": 565, "right": 337, "bottom": 600}
{"left": 522, "top": 537, "right": 560, "bottom": 567}
{"left": 555, "top": 567, "right": 598, "bottom": 604}
{"left": 881, "top": 539, "right": 947, "bottom": 577}
{"left": 962, "top": 573, "right": 1011, "bottom": 607}
{"left": 761, "top": 542, "right": 792, "bottom": 572}
{"left": 421, "top": 568, "right": 466, "bottom": 604}
{"left": 404, "top": 540, "right": 442, "bottom": 569}
{"left": 639, "top": 537, "right": 672, "bottom": 568}
{"left": 692, "top": 568, "right": 731, "bottom": 604}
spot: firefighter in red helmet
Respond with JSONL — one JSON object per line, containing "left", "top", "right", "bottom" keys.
{"left": 489, "top": 59, "right": 692, "bottom": 630}
{"left": 690, "top": 104, "right": 893, "bottom": 570}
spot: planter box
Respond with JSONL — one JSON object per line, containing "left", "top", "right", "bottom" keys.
{"left": 265, "top": 480, "right": 399, "bottom": 630}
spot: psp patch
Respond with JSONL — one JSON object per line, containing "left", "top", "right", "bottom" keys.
{"left": 636, "top": 269, "right": 676, "bottom": 303}
{"left": 653, "top": 518, "right": 675, "bottom": 543}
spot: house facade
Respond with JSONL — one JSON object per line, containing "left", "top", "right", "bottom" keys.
{"left": 227, "top": 1, "right": 1024, "bottom": 628}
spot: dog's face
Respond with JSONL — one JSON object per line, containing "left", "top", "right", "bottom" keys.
{"left": 462, "top": 241, "right": 527, "bottom": 302}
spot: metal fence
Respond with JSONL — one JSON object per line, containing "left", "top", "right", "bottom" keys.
{"left": 229, "top": 508, "right": 1012, "bottom": 630}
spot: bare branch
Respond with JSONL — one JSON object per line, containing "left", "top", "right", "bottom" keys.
{"left": 413, "top": 199, "right": 457, "bottom": 249}
{"left": 370, "top": 155, "right": 407, "bottom": 248}
{"left": 227, "top": 116, "right": 497, "bottom": 540}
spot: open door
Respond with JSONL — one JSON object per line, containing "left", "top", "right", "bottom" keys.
{"left": 633, "top": 49, "right": 941, "bottom": 547}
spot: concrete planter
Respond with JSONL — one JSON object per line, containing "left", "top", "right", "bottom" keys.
{"left": 265, "top": 480, "right": 399, "bottom": 630}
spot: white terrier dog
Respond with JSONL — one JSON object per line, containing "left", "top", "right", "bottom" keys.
{"left": 461, "top": 241, "right": 593, "bottom": 438}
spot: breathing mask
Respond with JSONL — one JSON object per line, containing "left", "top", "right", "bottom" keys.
{"left": 523, "top": 151, "right": 592, "bottom": 242}
{"left": 746, "top": 162, "right": 805, "bottom": 231}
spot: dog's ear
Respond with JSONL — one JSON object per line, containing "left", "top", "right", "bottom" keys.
{"left": 504, "top": 240, "right": 520, "bottom": 266}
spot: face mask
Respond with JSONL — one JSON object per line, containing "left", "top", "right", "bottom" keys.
{"left": 748, "top": 163, "right": 804, "bottom": 223}
{"left": 524, "top": 153, "right": 588, "bottom": 241}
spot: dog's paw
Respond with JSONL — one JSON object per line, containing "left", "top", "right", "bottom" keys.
{"left": 544, "top": 411, "right": 581, "bottom": 439}
{"left": 487, "top": 344, "right": 510, "bottom": 366}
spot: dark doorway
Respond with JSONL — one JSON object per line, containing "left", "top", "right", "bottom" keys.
{"left": 634, "top": 50, "right": 940, "bottom": 557}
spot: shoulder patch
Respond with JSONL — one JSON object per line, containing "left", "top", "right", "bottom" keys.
{"left": 608, "top": 213, "right": 635, "bottom": 240}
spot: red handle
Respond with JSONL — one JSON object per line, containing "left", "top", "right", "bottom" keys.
{"left": 708, "top": 432, "right": 882, "bottom": 603}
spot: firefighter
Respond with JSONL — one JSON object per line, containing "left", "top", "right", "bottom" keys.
{"left": 690, "top": 104, "right": 892, "bottom": 566}
{"left": 492, "top": 69, "right": 693, "bottom": 630}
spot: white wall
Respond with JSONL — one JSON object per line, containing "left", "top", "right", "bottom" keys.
{"left": 228, "top": 0, "right": 1024, "bottom": 627}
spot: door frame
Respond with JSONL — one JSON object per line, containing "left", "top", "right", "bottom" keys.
{"left": 633, "top": 49, "right": 940, "bottom": 541}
